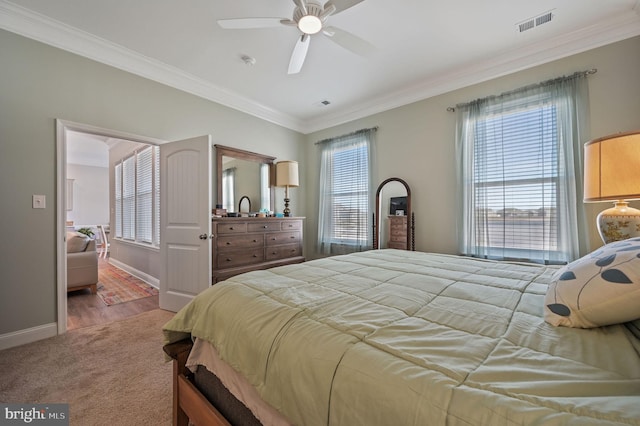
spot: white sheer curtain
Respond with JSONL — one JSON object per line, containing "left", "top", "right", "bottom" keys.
{"left": 455, "top": 72, "right": 590, "bottom": 264}
{"left": 317, "top": 128, "right": 377, "bottom": 255}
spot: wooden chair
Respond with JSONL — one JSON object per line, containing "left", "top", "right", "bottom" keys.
{"left": 97, "top": 224, "right": 110, "bottom": 258}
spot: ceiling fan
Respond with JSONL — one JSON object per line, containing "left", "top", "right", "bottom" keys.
{"left": 218, "top": 0, "right": 375, "bottom": 74}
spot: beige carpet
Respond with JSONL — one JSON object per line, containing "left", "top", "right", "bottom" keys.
{"left": 0, "top": 309, "right": 175, "bottom": 425}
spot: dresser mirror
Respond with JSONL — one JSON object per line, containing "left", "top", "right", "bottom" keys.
{"left": 215, "top": 145, "right": 276, "bottom": 214}
{"left": 374, "top": 177, "right": 414, "bottom": 250}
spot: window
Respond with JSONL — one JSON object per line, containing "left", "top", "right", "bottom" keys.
{"left": 114, "top": 145, "right": 160, "bottom": 247}
{"left": 456, "top": 73, "right": 590, "bottom": 264}
{"left": 317, "top": 128, "right": 377, "bottom": 255}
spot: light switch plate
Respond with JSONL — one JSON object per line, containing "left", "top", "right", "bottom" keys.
{"left": 33, "top": 194, "right": 46, "bottom": 209}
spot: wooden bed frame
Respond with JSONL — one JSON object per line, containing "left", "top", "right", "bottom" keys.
{"left": 163, "top": 338, "right": 232, "bottom": 426}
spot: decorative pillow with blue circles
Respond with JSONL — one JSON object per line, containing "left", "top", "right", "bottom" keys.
{"left": 545, "top": 237, "right": 640, "bottom": 328}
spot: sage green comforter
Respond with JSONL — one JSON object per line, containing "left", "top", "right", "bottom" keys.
{"left": 163, "top": 250, "right": 640, "bottom": 425}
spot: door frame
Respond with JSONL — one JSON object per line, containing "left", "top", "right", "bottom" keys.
{"left": 55, "top": 119, "right": 165, "bottom": 334}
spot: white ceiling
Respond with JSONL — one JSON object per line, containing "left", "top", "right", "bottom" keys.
{"left": 1, "top": 0, "right": 639, "bottom": 133}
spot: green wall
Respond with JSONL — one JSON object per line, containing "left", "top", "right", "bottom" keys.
{"left": 2, "top": 27, "right": 639, "bottom": 344}
{"left": 304, "top": 36, "right": 640, "bottom": 258}
{"left": 0, "top": 29, "right": 305, "bottom": 337}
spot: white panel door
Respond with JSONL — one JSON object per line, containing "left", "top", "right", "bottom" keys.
{"left": 159, "top": 135, "right": 212, "bottom": 312}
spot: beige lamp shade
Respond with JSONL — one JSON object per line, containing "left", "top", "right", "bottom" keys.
{"left": 584, "top": 131, "right": 640, "bottom": 202}
{"left": 583, "top": 130, "right": 640, "bottom": 243}
{"left": 276, "top": 161, "right": 299, "bottom": 187}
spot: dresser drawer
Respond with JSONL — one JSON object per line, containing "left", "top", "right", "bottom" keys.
{"left": 216, "top": 250, "right": 265, "bottom": 269}
{"left": 216, "top": 234, "right": 263, "bottom": 249}
{"left": 266, "top": 243, "right": 302, "bottom": 261}
{"left": 265, "top": 231, "right": 300, "bottom": 246}
{"left": 389, "top": 233, "right": 407, "bottom": 242}
{"left": 216, "top": 222, "right": 247, "bottom": 234}
{"left": 281, "top": 220, "right": 302, "bottom": 231}
{"left": 247, "top": 222, "right": 279, "bottom": 233}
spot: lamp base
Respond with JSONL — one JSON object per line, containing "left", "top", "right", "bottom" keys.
{"left": 596, "top": 201, "right": 640, "bottom": 244}
{"left": 283, "top": 197, "right": 291, "bottom": 217}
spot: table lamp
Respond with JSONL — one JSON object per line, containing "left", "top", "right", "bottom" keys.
{"left": 276, "top": 161, "right": 299, "bottom": 217}
{"left": 583, "top": 130, "right": 640, "bottom": 244}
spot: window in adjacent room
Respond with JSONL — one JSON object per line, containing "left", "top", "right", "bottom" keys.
{"left": 114, "top": 145, "right": 160, "bottom": 247}
{"left": 317, "top": 127, "right": 377, "bottom": 255}
{"left": 456, "top": 72, "right": 591, "bottom": 264}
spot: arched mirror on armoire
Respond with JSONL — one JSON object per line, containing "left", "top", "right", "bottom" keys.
{"left": 373, "top": 177, "right": 415, "bottom": 250}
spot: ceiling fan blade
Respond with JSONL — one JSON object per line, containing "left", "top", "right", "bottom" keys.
{"left": 218, "top": 18, "right": 287, "bottom": 29}
{"left": 324, "top": 0, "right": 365, "bottom": 15}
{"left": 293, "top": 0, "right": 308, "bottom": 15}
{"left": 288, "top": 34, "right": 311, "bottom": 74}
{"left": 323, "top": 26, "right": 375, "bottom": 56}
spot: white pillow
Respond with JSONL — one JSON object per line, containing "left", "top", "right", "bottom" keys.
{"left": 67, "top": 231, "right": 90, "bottom": 253}
{"left": 544, "top": 238, "right": 640, "bottom": 328}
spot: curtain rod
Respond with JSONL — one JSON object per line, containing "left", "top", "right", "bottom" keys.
{"left": 446, "top": 68, "right": 597, "bottom": 112}
{"left": 315, "top": 126, "right": 379, "bottom": 145}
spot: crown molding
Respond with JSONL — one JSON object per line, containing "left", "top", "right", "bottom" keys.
{"left": 1, "top": 0, "right": 639, "bottom": 135}
{"left": 302, "top": 11, "right": 640, "bottom": 133}
{"left": 0, "top": 0, "right": 306, "bottom": 133}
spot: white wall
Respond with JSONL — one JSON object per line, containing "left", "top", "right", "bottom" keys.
{"left": 66, "top": 163, "right": 109, "bottom": 227}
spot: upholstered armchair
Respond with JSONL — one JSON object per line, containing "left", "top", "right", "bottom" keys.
{"left": 67, "top": 232, "right": 99, "bottom": 293}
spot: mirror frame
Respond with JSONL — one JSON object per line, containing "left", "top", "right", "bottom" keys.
{"left": 215, "top": 144, "right": 276, "bottom": 212}
{"left": 373, "top": 177, "right": 413, "bottom": 250}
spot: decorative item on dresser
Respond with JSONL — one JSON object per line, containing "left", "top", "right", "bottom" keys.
{"left": 583, "top": 130, "right": 640, "bottom": 243}
{"left": 212, "top": 217, "right": 304, "bottom": 283}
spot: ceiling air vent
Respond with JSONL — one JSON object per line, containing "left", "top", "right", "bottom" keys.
{"left": 516, "top": 10, "right": 554, "bottom": 33}
{"left": 314, "top": 99, "right": 331, "bottom": 107}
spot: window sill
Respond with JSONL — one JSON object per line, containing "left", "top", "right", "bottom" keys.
{"left": 112, "top": 238, "right": 159, "bottom": 253}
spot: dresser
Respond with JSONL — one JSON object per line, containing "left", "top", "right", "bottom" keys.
{"left": 387, "top": 215, "right": 408, "bottom": 249}
{"left": 212, "top": 217, "right": 304, "bottom": 283}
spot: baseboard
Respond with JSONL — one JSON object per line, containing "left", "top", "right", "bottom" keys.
{"left": 0, "top": 322, "right": 58, "bottom": 351}
{"left": 107, "top": 258, "right": 159, "bottom": 289}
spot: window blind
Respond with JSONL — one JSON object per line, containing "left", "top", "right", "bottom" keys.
{"left": 154, "top": 147, "right": 160, "bottom": 246}
{"left": 115, "top": 163, "right": 122, "bottom": 238}
{"left": 330, "top": 143, "right": 369, "bottom": 243}
{"left": 474, "top": 104, "right": 559, "bottom": 257}
{"left": 113, "top": 145, "right": 160, "bottom": 247}
{"left": 136, "top": 146, "right": 153, "bottom": 243}
{"left": 122, "top": 156, "right": 135, "bottom": 240}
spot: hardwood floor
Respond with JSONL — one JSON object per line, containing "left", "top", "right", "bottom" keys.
{"left": 66, "top": 257, "right": 160, "bottom": 330}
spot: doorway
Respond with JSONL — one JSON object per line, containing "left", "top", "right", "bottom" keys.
{"left": 56, "top": 120, "right": 164, "bottom": 333}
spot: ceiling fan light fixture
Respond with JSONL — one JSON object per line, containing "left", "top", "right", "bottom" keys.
{"left": 298, "top": 15, "right": 322, "bottom": 34}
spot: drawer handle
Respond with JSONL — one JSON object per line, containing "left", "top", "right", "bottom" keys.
{"left": 225, "top": 258, "right": 232, "bottom": 262}
{"left": 272, "top": 251, "right": 277, "bottom": 255}
{"left": 290, "top": 236, "right": 295, "bottom": 239}
{"left": 263, "top": 225, "right": 268, "bottom": 229}
{"left": 229, "top": 227, "right": 234, "bottom": 230}
{"left": 253, "top": 254, "right": 258, "bottom": 258}
{"left": 253, "top": 239, "right": 258, "bottom": 243}
{"left": 226, "top": 242, "right": 231, "bottom": 245}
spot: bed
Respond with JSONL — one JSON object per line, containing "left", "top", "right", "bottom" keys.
{"left": 163, "top": 248, "right": 640, "bottom": 426}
